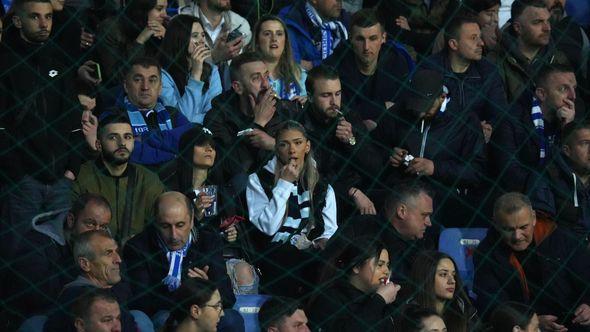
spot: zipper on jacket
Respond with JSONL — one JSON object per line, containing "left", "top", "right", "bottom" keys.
{"left": 419, "top": 120, "right": 430, "bottom": 158}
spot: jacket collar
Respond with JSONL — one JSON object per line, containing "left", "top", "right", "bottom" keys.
{"left": 95, "top": 158, "right": 131, "bottom": 178}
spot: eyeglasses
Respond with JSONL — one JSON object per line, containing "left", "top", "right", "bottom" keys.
{"left": 203, "top": 302, "right": 223, "bottom": 312}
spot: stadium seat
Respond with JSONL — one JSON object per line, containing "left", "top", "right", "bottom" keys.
{"left": 438, "top": 228, "right": 488, "bottom": 299}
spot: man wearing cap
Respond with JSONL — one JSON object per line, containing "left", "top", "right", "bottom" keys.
{"left": 372, "top": 68, "right": 487, "bottom": 227}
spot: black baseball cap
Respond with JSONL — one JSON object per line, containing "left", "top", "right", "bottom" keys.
{"left": 405, "top": 69, "right": 445, "bottom": 114}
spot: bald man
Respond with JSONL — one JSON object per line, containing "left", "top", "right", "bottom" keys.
{"left": 123, "top": 192, "right": 239, "bottom": 329}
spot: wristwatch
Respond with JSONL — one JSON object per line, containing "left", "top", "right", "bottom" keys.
{"left": 348, "top": 136, "right": 356, "bottom": 146}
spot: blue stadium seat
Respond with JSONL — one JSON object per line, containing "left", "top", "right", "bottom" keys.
{"left": 438, "top": 228, "right": 488, "bottom": 299}
{"left": 232, "top": 294, "right": 270, "bottom": 332}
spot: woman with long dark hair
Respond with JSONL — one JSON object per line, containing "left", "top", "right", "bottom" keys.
{"left": 248, "top": 15, "right": 307, "bottom": 103}
{"left": 97, "top": 0, "right": 168, "bottom": 86}
{"left": 397, "top": 305, "right": 448, "bottom": 332}
{"left": 162, "top": 277, "right": 225, "bottom": 332}
{"left": 159, "top": 15, "right": 222, "bottom": 124}
{"left": 307, "top": 237, "right": 401, "bottom": 331}
{"left": 490, "top": 302, "right": 540, "bottom": 332}
{"left": 408, "top": 251, "right": 477, "bottom": 332}
{"left": 246, "top": 120, "right": 338, "bottom": 297}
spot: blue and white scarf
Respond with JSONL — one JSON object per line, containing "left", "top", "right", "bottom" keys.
{"left": 531, "top": 96, "right": 547, "bottom": 164}
{"left": 304, "top": 2, "right": 348, "bottom": 60}
{"left": 159, "top": 233, "right": 193, "bottom": 292}
{"left": 124, "top": 97, "right": 173, "bottom": 136}
{"left": 270, "top": 77, "right": 302, "bottom": 100}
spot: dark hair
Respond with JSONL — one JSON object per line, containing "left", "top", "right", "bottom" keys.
{"left": 305, "top": 65, "right": 339, "bottom": 96}
{"left": 490, "top": 302, "right": 536, "bottom": 332}
{"left": 249, "top": 15, "right": 302, "bottom": 91}
{"left": 71, "top": 289, "right": 119, "bottom": 321}
{"left": 71, "top": 193, "right": 112, "bottom": 220}
{"left": 97, "top": 113, "right": 131, "bottom": 138}
{"left": 12, "top": 0, "right": 51, "bottom": 14}
{"left": 562, "top": 120, "right": 590, "bottom": 146}
{"left": 445, "top": 15, "right": 480, "bottom": 46}
{"left": 124, "top": 56, "right": 162, "bottom": 79}
{"left": 258, "top": 297, "right": 303, "bottom": 330}
{"left": 350, "top": 8, "right": 383, "bottom": 30}
{"left": 176, "top": 125, "right": 216, "bottom": 194}
{"left": 319, "top": 236, "right": 387, "bottom": 286}
{"left": 409, "top": 251, "right": 471, "bottom": 332}
{"left": 461, "top": 0, "right": 501, "bottom": 15}
{"left": 534, "top": 63, "right": 575, "bottom": 88}
{"left": 381, "top": 181, "right": 433, "bottom": 220}
{"left": 121, "top": 0, "right": 157, "bottom": 41}
{"left": 511, "top": 0, "right": 547, "bottom": 21}
{"left": 163, "top": 278, "right": 218, "bottom": 332}
{"left": 397, "top": 304, "right": 443, "bottom": 332}
{"left": 229, "top": 51, "right": 264, "bottom": 82}
{"left": 159, "top": 14, "right": 212, "bottom": 95}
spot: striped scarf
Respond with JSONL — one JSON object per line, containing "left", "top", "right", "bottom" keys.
{"left": 124, "top": 97, "right": 173, "bottom": 136}
{"left": 159, "top": 233, "right": 193, "bottom": 292}
{"left": 531, "top": 96, "right": 547, "bottom": 165}
{"left": 304, "top": 1, "right": 348, "bottom": 60}
{"left": 272, "top": 182, "right": 314, "bottom": 249}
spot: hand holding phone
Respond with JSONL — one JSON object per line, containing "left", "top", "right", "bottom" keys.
{"left": 226, "top": 24, "right": 243, "bottom": 42}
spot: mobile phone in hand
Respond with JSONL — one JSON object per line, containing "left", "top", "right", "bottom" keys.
{"left": 91, "top": 63, "right": 102, "bottom": 81}
{"left": 226, "top": 25, "right": 243, "bottom": 42}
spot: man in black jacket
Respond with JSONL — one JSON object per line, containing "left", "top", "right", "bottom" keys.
{"left": 0, "top": 0, "right": 81, "bottom": 254}
{"left": 324, "top": 8, "right": 411, "bottom": 130}
{"left": 474, "top": 192, "right": 590, "bottom": 332}
{"left": 372, "top": 68, "right": 487, "bottom": 227}
{"left": 123, "top": 191, "right": 242, "bottom": 330}
{"left": 298, "top": 65, "right": 383, "bottom": 218}
{"left": 204, "top": 52, "right": 298, "bottom": 192}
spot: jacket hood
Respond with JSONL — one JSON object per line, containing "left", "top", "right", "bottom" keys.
{"left": 31, "top": 208, "right": 70, "bottom": 246}
{"left": 64, "top": 275, "right": 97, "bottom": 290}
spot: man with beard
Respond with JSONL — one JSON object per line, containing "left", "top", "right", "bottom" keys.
{"left": 73, "top": 114, "right": 165, "bottom": 242}
{"left": 0, "top": 0, "right": 81, "bottom": 254}
{"left": 324, "top": 8, "right": 411, "bottom": 130}
{"left": 492, "top": 0, "right": 569, "bottom": 103}
{"left": 179, "top": 0, "right": 251, "bottom": 88}
{"left": 296, "top": 65, "right": 383, "bottom": 217}
{"left": 204, "top": 52, "right": 299, "bottom": 191}
{"left": 491, "top": 64, "right": 577, "bottom": 193}
{"left": 528, "top": 120, "right": 590, "bottom": 241}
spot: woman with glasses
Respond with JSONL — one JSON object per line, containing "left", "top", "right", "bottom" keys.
{"left": 162, "top": 277, "right": 225, "bottom": 332}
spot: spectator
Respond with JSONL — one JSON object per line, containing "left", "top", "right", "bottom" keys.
{"left": 258, "top": 297, "right": 311, "bottom": 332}
{"left": 6, "top": 194, "right": 111, "bottom": 328}
{"left": 170, "top": 126, "right": 240, "bottom": 240}
{"left": 73, "top": 113, "right": 165, "bottom": 242}
{"left": 308, "top": 237, "right": 400, "bottom": 331}
{"left": 0, "top": 0, "right": 81, "bottom": 254}
{"left": 161, "top": 278, "right": 225, "bottom": 332}
{"left": 368, "top": 0, "right": 460, "bottom": 59}
{"left": 407, "top": 251, "right": 477, "bottom": 332}
{"left": 489, "top": 302, "right": 540, "bottom": 332}
{"left": 324, "top": 8, "right": 411, "bottom": 128}
{"left": 279, "top": 0, "right": 350, "bottom": 70}
{"left": 528, "top": 120, "right": 590, "bottom": 240}
{"left": 159, "top": 15, "right": 223, "bottom": 124}
{"left": 491, "top": 0, "right": 569, "bottom": 103}
{"left": 461, "top": 0, "right": 501, "bottom": 54}
{"left": 179, "top": 0, "right": 251, "bottom": 88}
{"left": 72, "top": 289, "right": 123, "bottom": 332}
{"left": 204, "top": 52, "right": 299, "bottom": 190}
{"left": 97, "top": 0, "right": 168, "bottom": 86}
{"left": 106, "top": 56, "right": 194, "bottom": 167}
{"left": 297, "top": 65, "right": 382, "bottom": 217}
{"left": 48, "top": 0, "right": 96, "bottom": 64}
{"left": 491, "top": 64, "right": 577, "bottom": 193}
{"left": 249, "top": 15, "right": 308, "bottom": 103}
{"left": 246, "top": 120, "right": 338, "bottom": 297}
{"left": 422, "top": 15, "right": 507, "bottom": 143}
{"left": 474, "top": 192, "right": 590, "bottom": 331}
{"left": 123, "top": 192, "right": 241, "bottom": 330}
{"left": 329, "top": 182, "right": 435, "bottom": 286}
{"left": 396, "top": 305, "right": 447, "bottom": 332}
{"left": 372, "top": 68, "right": 487, "bottom": 227}
{"left": 45, "top": 230, "right": 145, "bottom": 332}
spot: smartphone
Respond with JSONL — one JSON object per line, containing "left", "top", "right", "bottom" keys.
{"left": 91, "top": 63, "right": 102, "bottom": 81}
{"left": 226, "top": 25, "right": 243, "bottom": 42}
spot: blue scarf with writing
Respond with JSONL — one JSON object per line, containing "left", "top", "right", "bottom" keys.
{"left": 304, "top": 2, "right": 348, "bottom": 60}
{"left": 124, "top": 97, "right": 173, "bottom": 136}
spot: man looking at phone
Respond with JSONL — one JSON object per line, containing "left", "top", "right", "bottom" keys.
{"left": 123, "top": 191, "right": 243, "bottom": 330}
{"left": 204, "top": 52, "right": 298, "bottom": 192}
